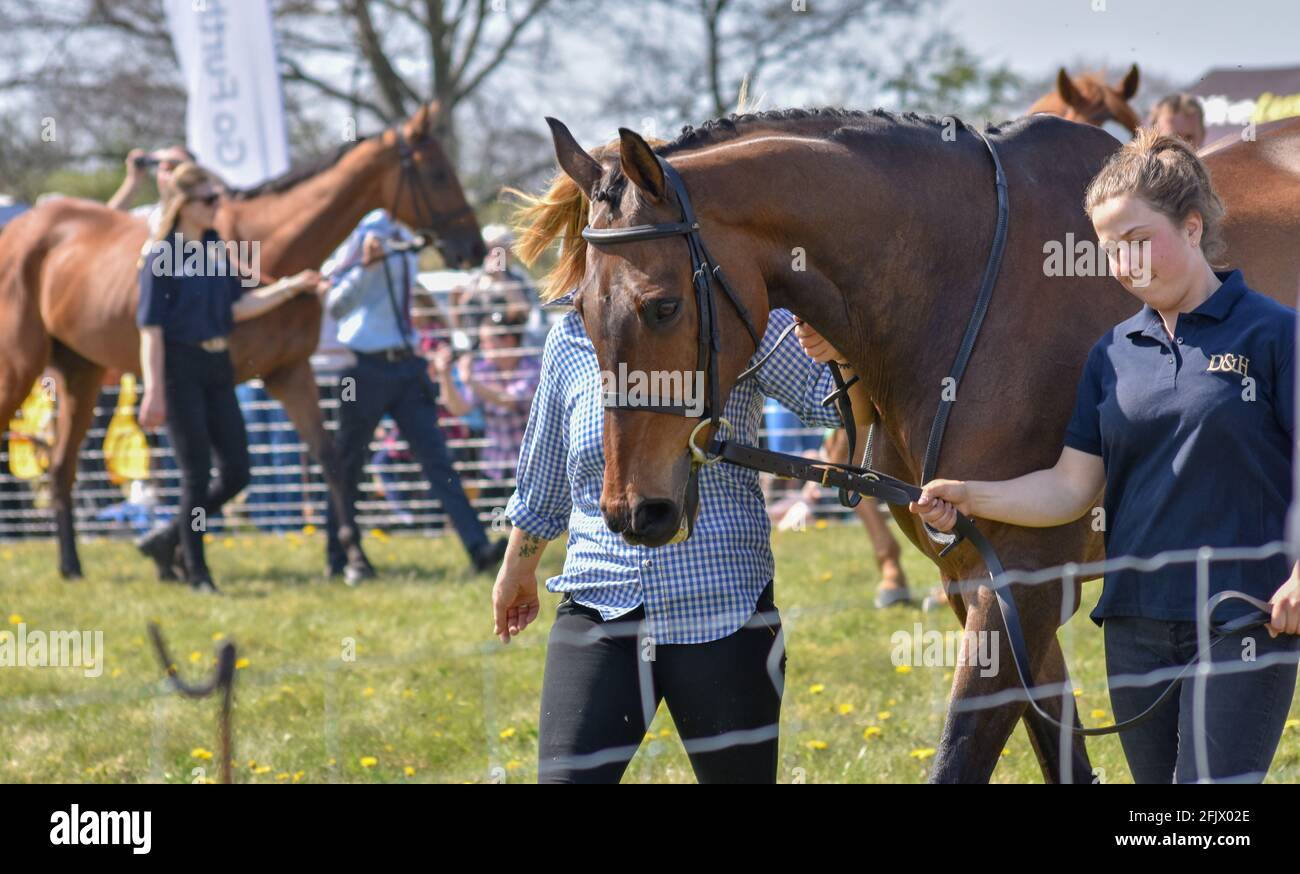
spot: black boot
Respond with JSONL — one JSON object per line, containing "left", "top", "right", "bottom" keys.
{"left": 136, "top": 524, "right": 181, "bottom": 582}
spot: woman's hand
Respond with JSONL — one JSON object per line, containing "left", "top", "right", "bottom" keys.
{"left": 493, "top": 564, "right": 540, "bottom": 643}
{"left": 1267, "top": 572, "right": 1300, "bottom": 638}
{"left": 361, "top": 233, "right": 385, "bottom": 266}
{"left": 908, "top": 479, "right": 971, "bottom": 533}
{"left": 793, "top": 318, "right": 849, "bottom": 365}
{"left": 138, "top": 390, "right": 166, "bottom": 431}
{"left": 287, "top": 269, "right": 323, "bottom": 294}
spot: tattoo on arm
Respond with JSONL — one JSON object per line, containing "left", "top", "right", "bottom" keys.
{"left": 518, "top": 533, "right": 544, "bottom": 558}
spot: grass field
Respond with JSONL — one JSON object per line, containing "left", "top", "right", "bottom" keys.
{"left": 2, "top": 520, "right": 1298, "bottom": 783}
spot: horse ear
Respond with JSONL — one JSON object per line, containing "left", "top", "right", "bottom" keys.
{"left": 545, "top": 117, "right": 602, "bottom": 198}
{"left": 1056, "top": 68, "right": 1084, "bottom": 110}
{"left": 403, "top": 101, "right": 438, "bottom": 142}
{"left": 618, "top": 128, "right": 665, "bottom": 202}
{"left": 1118, "top": 64, "right": 1140, "bottom": 100}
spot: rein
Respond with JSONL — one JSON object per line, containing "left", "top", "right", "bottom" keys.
{"left": 580, "top": 136, "right": 1277, "bottom": 736}
{"left": 390, "top": 128, "right": 476, "bottom": 237}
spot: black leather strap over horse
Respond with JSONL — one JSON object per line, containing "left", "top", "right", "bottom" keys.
{"left": 390, "top": 128, "right": 477, "bottom": 238}
{"left": 578, "top": 134, "right": 1277, "bottom": 736}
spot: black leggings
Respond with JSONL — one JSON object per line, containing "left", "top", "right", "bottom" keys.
{"left": 538, "top": 582, "right": 785, "bottom": 784}
{"left": 162, "top": 343, "right": 250, "bottom": 578}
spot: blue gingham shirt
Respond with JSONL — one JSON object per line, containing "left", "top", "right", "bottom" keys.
{"left": 505, "top": 305, "right": 843, "bottom": 644}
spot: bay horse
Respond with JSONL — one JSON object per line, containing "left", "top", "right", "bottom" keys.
{"left": 525, "top": 106, "right": 1300, "bottom": 783}
{"left": 0, "top": 100, "right": 486, "bottom": 580}
{"left": 1028, "top": 64, "right": 1141, "bottom": 134}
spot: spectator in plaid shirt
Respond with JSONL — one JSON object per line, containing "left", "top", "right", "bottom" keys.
{"left": 433, "top": 310, "right": 541, "bottom": 506}
{"left": 492, "top": 298, "right": 850, "bottom": 783}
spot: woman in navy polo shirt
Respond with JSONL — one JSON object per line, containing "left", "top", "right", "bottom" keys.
{"left": 912, "top": 130, "right": 1300, "bottom": 783}
{"left": 134, "top": 163, "right": 323, "bottom": 592}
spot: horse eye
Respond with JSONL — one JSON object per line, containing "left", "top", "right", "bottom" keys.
{"left": 653, "top": 299, "right": 679, "bottom": 321}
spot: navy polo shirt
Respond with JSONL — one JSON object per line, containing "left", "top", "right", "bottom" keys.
{"left": 1063, "top": 270, "right": 1295, "bottom": 624}
{"left": 137, "top": 230, "right": 244, "bottom": 345}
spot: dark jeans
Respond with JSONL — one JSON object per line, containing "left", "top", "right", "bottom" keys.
{"left": 538, "top": 582, "right": 785, "bottom": 784}
{"left": 326, "top": 353, "right": 487, "bottom": 569}
{"left": 162, "top": 343, "right": 250, "bottom": 579}
{"left": 1104, "top": 615, "right": 1300, "bottom": 783}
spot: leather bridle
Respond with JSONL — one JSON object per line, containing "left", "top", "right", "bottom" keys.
{"left": 390, "top": 128, "right": 477, "bottom": 240}
{"left": 578, "top": 135, "right": 1276, "bottom": 738}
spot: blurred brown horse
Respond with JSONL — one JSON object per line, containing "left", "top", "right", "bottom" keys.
{"left": 524, "top": 107, "right": 1300, "bottom": 782}
{"left": 1028, "top": 64, "right": 1141, "bottom": 134}
{"left": 0, "top": 101, "right": 485, "bottom": 579}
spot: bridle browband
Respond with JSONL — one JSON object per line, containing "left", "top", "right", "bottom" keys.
{"left": 578, "top": 137, "right": 1276, "bottom": 740}
{"left": 391, "top": 127, "right": 477, "bottom": 240}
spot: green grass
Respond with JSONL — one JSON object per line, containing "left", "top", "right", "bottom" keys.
{"left": 1, "top": 521, "right": 1298, "bottom": 783}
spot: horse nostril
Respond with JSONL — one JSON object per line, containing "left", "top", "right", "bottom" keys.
{"left": 632, "top": 498, "right": 678, "bottom": 535}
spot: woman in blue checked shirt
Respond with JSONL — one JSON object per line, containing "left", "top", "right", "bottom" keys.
{"left": 492, "top": 302, "right": 847, "bottom": 783}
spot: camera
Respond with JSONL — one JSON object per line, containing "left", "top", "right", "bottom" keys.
{"left": 133, "top": 154, "right": 160, "bottom": 170}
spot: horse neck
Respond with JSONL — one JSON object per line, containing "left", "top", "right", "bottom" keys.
{"left": 688, "top": 131, "right": 999, "bottom": 461}
{"left": 221, "top": 144, "right": 389, "bottom": 276}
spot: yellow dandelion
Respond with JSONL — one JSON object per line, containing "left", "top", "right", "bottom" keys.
{"left": 877, "top": 710, "right": 892, "bottom": 721}
{"left": 275, "top": 772, "right": 289, "bottom": 781}
{"left": 819, "top": 570, "right": 833, "bottom": 581}
{"left": 658, "top": 728, "right": 671, "bottom": 738}
{"left": 359, "top": 756, "right": 378, "bottom": 768}
{"left": 212, "top": 632, "right": 225, "bottom": 642}
{"left": 8, "top": 613, "right": 22, "bottom": 625}
{"left": 222, "top": 538, "right": 234, "bottom": 549}
{"left": 1073, "top": 688, "right": 1084, "bottom": 698}
{"left": 362, "top": 687, "right": 375, "bottom": 698}
{"left": 280, "top": 685, "right": 294, "bottom": 695}
{"left": 1090, "top": 709, "right": 1107, "bottom": 720}
{"left": 806, "top": 739, "right": 829, "bottom": 750}
{"left": 191, "top": 748, "right": 214, "bottom": 760}
{"left": 644, "top": 732, "right": 656, "bottom": 742}
{"left": 506, "top": 760, "right": 523, "bottom": 771}
{"left": 1284, "top": 718, "right": 1299, "bottom": 732}
{"left": 252, "top": 765, "right": 271, "bottom": 775}
{"left": 110, "top": 667, "right": 123, "bottom": 678}
{"left": 909, "top": 748, "right": 936, "bottom": 760}
{"left": 887, "top": 698, "right": 897, "bottom": 706}
{"left": 203, "top": 534, "right": 215, "bottom": 543}
{"left": 401, "top": 689, "right": 415, "bottom": 699}
{"left": 293, "top": 771, "right": 305, "bottom": 783}
{"left": 302, "top": 524, "right": 317, "bottom": 536}
{"left": 189, "top": 650, "right": 202, "bottom": 664}
{"left": 808, "top": 683, "right": 826, "bottom": 694}
{"left": 1001, "top": 748, "right": 1010, "bottom": 757}
{"left": 404, "top": 766, "right": 416, "bottom": 777}
{"left": 837, "top": 703, "right": 854, "bottom": 715}
{"left": 895, "top": 664, "right": 912, "bottom": 674}
{"left": 499, "top": 727, "right": 516, "bottom": 739}
{"left": 863, "top": 726, "right": 882, "bottom": 740}
{"left": 383, "top": 744, "right": 394, "bottom": 753}
{"left": 234, "top": 657, "right": 250, "bottom": 670}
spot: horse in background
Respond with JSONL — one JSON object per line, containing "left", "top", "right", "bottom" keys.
{"left": 1028, "top": 64, "right": 1141, "bottom": 134}
{"left": 0, "top": 100, "right": 485, "bottom": 580}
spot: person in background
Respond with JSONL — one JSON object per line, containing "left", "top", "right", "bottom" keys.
{"left": 322, "top": 209, "right": 506, "bottom": 583}
{"left": 108, "top": 144, "right": 197, "bottom": 230}
{"left": 134, "top": 163, "right": 324, "bottom": 592}
{"left": 448, "top": 224, "right": 544, "bottom": 348}
{"left": 1147, "top": 93, "right": 1206, "bottom": 150}
{"left": 433, "top": 310, "right": 540, "bottom": 508}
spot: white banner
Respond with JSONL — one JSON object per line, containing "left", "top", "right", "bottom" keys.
{"left": 163, "top": 0, "right": 290, "bottom": 188}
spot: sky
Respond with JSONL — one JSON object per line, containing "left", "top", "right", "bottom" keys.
{"left": 946, "top": 0, "right": 1299, "bottom": 85}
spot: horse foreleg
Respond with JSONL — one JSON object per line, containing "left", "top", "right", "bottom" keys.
{"left": 930, "top": 577, "right": 1093, "bottom": 783}
{"left": 259, "top": 361, "right": 371, "bottom": 575}
{"left": 46, "top": 347, "right": 106, "bottom": 580}
{"left": 1019, "top": 633, "right": 1094, "bottom": 784}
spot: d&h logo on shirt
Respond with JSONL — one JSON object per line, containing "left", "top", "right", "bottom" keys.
{"left": 1207, "top": 352, "right": 1249, "bottom": 378}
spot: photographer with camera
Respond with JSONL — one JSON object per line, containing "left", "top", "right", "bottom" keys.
{"left": 108, "top": 144, "right": 197, "bottom": 231}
